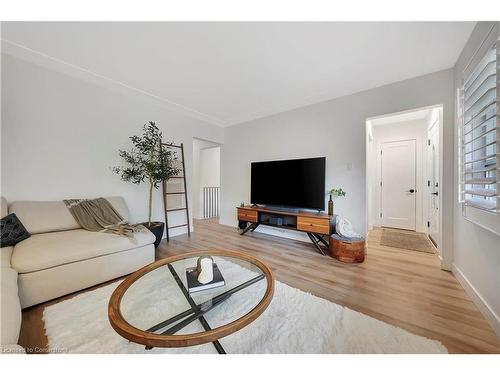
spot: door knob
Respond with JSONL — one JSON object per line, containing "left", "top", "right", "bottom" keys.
{"left": 406, "top": 189, "right": 416, "bottom": 193}
{"left": 431, "top": 192, "right": 438, "bottom": 196}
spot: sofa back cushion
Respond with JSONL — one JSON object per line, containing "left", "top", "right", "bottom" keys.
{"left": 9, "top": 201, "right": 80, "bottom": 234}
{"left": 9, "top": 196, "right": 129, "bottom": 235}
{"left": 105, "top": 196, "right": 130, "bottom": 222}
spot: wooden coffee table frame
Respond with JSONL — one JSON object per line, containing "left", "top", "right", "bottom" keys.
{"left": 108, "top": 249, "right": 274, "bottom": 353}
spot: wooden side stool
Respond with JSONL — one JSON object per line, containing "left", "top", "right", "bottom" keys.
{"left": 329, "top": 234, "right": 365, "bottom": 263}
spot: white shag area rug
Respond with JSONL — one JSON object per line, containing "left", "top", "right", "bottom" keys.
{"left": 43, "top": 258, "right": 447, "bottom": 354}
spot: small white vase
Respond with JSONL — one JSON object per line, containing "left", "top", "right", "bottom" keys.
{"left": 197, "top": 256, "right": 214, "bottom": 284}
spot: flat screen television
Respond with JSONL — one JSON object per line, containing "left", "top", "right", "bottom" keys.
{"left": 251, "top": 157, "right": 326, "bottom": 210}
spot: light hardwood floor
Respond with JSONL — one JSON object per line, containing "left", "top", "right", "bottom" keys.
{"left": 18, "top": 219, "right": 500, "bottom": 353}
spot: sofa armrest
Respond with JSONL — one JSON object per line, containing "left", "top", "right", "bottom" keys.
{"left": 0, "top": 267, "right": 22, "bottom": 347}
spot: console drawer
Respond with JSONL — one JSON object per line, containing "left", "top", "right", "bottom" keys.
{"left": 238, "top": 209, "right": 258, "bottom": 222}
{"left": 297, "top": 216, "right": 329, "bottom": 235}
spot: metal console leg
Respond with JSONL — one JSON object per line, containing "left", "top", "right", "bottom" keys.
{"left": 307, "top": 233, "right": 327, "bottom": 256}
{"left": 314, "top": 233, "right": 329, "bottom": 247}
{"left": 240, "top": 222, "right": 258, "bottom": 235}
{"left": 250, "top": 223, "right": 259, "bottom": 232}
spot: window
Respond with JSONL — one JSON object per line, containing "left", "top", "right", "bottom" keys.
{"left": 459, "top": 42, "right": 499, "bottom": 235}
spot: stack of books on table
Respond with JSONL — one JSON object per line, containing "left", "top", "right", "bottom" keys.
{"left": 186, "top": 263, "right": 225, "bottom": 293}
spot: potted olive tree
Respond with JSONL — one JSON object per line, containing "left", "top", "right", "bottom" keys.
{"left": 113, "top": 121, "right": 179, "bottom": 247}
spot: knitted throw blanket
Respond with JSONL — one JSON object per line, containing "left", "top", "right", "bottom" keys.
{"left": 63, "top": 198, "right": 143, "bottom": 237}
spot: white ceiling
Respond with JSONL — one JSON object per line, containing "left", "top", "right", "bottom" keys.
{"left": 2, "top": 22, "right": 474, "bottom": 127}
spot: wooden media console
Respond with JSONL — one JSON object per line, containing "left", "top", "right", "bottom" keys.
{"left": 236, "top": 206, "right": 333, "bottom": 255}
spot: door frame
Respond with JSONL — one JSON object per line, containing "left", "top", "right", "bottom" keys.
{"left": 192, "top": 137, "right": 222, "bottom": 221}
{"left": 366, "top": 104, "right": 447, "bottom": 269}
{"left": 426, "top": 117, "right": 441, "bottom": 253}
{"left": 378, "top": 138, "right": 417, "bottom": 231}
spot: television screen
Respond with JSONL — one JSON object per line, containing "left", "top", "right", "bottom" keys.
{"left": 251, "top": 157, "right": 326, "bottom": 210}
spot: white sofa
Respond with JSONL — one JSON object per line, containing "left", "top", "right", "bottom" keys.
{"left": 1, "top": 197, "right": 24, "bottom": 353}
{"left": 0, "top": 196, "right": 155, "bottom": 351}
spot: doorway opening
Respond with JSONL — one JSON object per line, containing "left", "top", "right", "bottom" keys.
{"left": 192, "top": 138, "right": 221, "bottom": 223}
{"left": 366, "top": 105, "right": 444, "bottom": 261}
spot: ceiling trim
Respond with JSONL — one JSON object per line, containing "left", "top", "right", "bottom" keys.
{"left": 1, "top": 38, "right": 226, "bottom": 127}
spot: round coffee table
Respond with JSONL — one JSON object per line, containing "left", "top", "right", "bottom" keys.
{"left": 108, "top": 250, "right": 274, "bottom": 353}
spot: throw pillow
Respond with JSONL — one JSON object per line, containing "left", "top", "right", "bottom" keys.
{"left": 1, "top": 213, "right": 31, "bottom": 247}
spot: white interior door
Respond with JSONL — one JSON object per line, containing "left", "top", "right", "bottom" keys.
{"left": 380, "top": 140, "right": 417, "bottom": 230}
{"left": 427, "top": 122, "right": 440, "bottom": 250}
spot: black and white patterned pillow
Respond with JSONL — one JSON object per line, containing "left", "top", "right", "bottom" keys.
{"left": 1, "top": 213, "right": 30, "bottom": 247}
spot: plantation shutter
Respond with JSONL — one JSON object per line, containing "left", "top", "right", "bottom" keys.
{"left": 460, "top": 43, "right": 499, "bottom": 213}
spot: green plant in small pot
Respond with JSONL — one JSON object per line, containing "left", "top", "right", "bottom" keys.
{"left": 327, "top": 187, "right": 346, "bottom": 216}
{"left": 113, "top": 121, "right": 180, "bottom": 247}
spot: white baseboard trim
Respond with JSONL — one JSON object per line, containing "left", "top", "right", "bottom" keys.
{"left": 164, "top": 226, "right": 190, "bottom": 238}
{"left": 452, "top": 264, "right": 500, "bottom": 338}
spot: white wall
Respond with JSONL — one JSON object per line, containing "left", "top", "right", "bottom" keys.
{"left": 192, "top": 139, "right": 220, "bottom": 219}
{"left": 221, "top": 69, "right": 455, "bottom": 253}
{"left": 369, "top": 119, "right": 428, "bottom": 232}
{"left": 1, "top": 54, "right": 224, "bottom": 237}
{"left": 452, "top": 22, "right": 500, "bottom": 337}
{"left": 200, "top": 147, "right": 220, "bottom": 189}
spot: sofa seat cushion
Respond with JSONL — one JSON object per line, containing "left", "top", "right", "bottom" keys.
{"left": 11, "top": 229, "right": 155, "bottom": 274}
{"left": 0, "top": 267, "right": 21, "bottom": 346}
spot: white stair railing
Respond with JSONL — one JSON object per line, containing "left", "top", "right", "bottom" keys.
{"left": 203, "top": 186, "right": 220, "bottom": 218}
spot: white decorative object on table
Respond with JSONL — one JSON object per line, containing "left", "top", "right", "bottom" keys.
{"left": 197, "top": 256, "right": 214, "bottom": 284}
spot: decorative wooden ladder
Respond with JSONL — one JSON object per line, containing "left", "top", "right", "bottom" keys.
{"left": 161, "top": 142, "right": 191, "bottom": 241}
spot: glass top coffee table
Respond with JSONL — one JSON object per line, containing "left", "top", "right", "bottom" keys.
{"left": 108, "top": 250, "right": 274, "bottom": 354}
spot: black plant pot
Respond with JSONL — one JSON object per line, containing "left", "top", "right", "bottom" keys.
{"left": 143, "top": 221, "right": 165, "bottom": 248}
